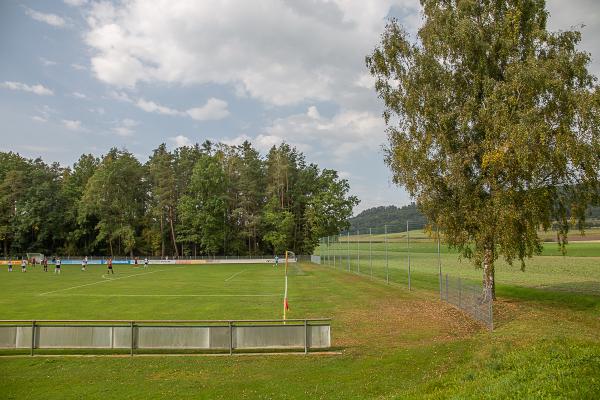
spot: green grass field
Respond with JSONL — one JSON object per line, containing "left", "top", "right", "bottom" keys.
{"left": 1, "top": 250, "right": 599, "bottom": 399}
{"left": 319, "top": 231, "right": 600, "bottom": 295}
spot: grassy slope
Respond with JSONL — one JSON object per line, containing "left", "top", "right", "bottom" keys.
{"left": 0, "top": 259, "right": 599, "bottom": 399}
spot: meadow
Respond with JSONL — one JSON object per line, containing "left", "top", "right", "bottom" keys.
{"left": 0, "top": 238, "right": 599, "bottom": 399}
{"left": 318, "top": 228, "right": 600, "bottom": 295}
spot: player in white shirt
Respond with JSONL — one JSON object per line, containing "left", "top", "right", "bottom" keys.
{"left": 55, "top": 258, "right": 62, "bottom": 274}
{"left": 21, "top": 258, "right": 27, "bottom": 272}
{"left": 144, "top": 257, "right": 149, "bottom": 269}
{"left": 82, "top": 256, "right": 88, "bottom": 271}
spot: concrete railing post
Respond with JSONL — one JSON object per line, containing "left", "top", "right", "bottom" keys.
{"left": 31, "top": 320, "right": 36, "bottom": 356}
{"left": 130, "top": 321, "right": 135, "bottom": 356}
{"left": 229, "top": 321, "right": 233, "bottom": 355}
{"left": 304, "top": 319, "right": 308, "bottom": 354}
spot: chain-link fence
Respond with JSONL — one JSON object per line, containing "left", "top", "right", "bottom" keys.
{"left": 441, "top": 274, "right": 493, "bottom": 330}
{"left": 316, "top": 221, "right": 494, "bottom": 330}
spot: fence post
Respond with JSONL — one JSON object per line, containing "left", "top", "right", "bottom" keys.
{"left": 347, "top": 231, "right": 350, "bottom": 272}
{"left": 31, "top": 320, "right": 36, "bottom": 356}
{"left": 130, "top": 321, "right": 135, "bottom": 356}
{"left": 304, "top": 319, "right": 308, "bottom": 354}
{"left": 229, "top": 321, "right": 233, "bottom": 355}
{"left": 445, "top": 274, "right": 449, "bottom": 301}
{"left": 385, "top": 225, "right": 389, "bottom": 284}
{"left": 407, "top": 220, "right": 411, "bottom": 291}
{"left": 437, "top": 226, "right": 442, "bottom": 300}
{"left": 357, "top": 229, "right": 360, "bottom": 274}
{"left": 369, "top": 228, "right": 372, "bottom": 279}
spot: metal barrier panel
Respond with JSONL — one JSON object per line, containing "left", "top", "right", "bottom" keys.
{"left": 309, "top": 325, "right": 330, "bottom": 348}
{"left": 0, "top": 320, "right": 331, "bottom": 352}
{"left": 112, "top": 327, "right": 133, "bottom": 348}
{"left": 36, "top": 326, "right": 113, "bottom": 348}
{"left": 137, "top": 326, "right": 211, "bottom": 349}
{"left": 16, "top": 326, "right": 32, "bottom": 348}
{"left": 234, "top": 324, "right": 330, "bottom": 349}
{"left": 0, "top": 326, "right": 18, "bottom": 348}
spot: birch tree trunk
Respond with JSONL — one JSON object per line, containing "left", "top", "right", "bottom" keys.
{"left": 169, "top": 207, "right": 179, "bottom": 257}
{"left": 482, "top": 246, "right": 496, "bottom": 301}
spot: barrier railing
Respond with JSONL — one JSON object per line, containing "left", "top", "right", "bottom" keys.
{"left": 0, "top": 318, "right": 331, "bottom": 356}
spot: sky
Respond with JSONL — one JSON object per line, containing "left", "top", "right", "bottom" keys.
{"left": 0, "top": 0, "right": 599, "bottom": 214}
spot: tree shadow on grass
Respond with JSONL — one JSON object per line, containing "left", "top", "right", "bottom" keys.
{"left": 497, "top": 282, "right": 600, "bottom": 313}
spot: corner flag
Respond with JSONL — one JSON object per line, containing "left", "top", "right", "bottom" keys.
{"left": 283, "top": 250, "right": 294, "bottom": 320}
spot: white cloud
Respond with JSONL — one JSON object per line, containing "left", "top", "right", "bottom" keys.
{"left": 31, "top": 116, "right": 48, "bottom": 123}
{"left": 169, "top": 135, "right": 193, "bottom": 148}
{"left": 186, "top": 98, "right": 230, "bottom": 121}
{"left": 62, "top": 119, "right": 85, "bottom": 131}
{"left": 71, "top": 63, "right": 87, "bottom": 71}
{"left": 89, "top": 107, "right": 105, "bottom": 115}
{"left": 40, "top": 57, "right": 57, "bottom": 66}
{"left": 263, "top": 106, "right": 386, "bottom": 160}
{"left": 72, "top": 92, "right": 87, "bottom": 99}
{"left": 82, "top": 1, "right": 418, "bottom": 106}
{"left": 307, "top": 105, "right": 320, "bottom": 119}
{"left": 136, "top": 98, "right": 182, "bottom": 116}
{"left": 220, "top": 133, "right": 284, "bottom": 152}
{"left": 112, "top": 118, "right": 139, "bottom": 137}
{"left": 64, "top": 0, "right": 87, "bottom": 6}
{"left": 1, "top": 81, "right": 54, "bottom": 96}
{"left": 222, "top": 106, "right": 385, "bottom": 160}
{"left": 109, "top": 90, "right": 133, "bottom": 103}
{"left": 355, "top": 73, "right": 376, "bottom": 89}
{"left": 25, "top": 7, "right": 66, "bottom": 28}
{"left": 111, "top": 90, "right": 230, "bottom": 121}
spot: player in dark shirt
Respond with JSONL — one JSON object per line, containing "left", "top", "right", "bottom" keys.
{"left": 107, "top": 258, "right": 114, "bottom": 274}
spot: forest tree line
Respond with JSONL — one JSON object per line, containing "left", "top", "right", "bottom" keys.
{"left": 348, "top": 203, "right": 427, "bottom": 232}
{"left": 0, "top": 141, "right": 358, "bottom": 257}
{"left": 349, "top": 203, "right": 600, "bottom": 233}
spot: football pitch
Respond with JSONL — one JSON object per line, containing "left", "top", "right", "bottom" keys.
{"left": 1, "top": 257, "right": 600, "bottom": 399}
{"left": 0, "top": 263, "right": 304, "bottom": 321}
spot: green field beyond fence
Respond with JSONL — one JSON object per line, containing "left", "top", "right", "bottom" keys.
{"left": 317, "top": 227, "right": 600, "bottom": 296}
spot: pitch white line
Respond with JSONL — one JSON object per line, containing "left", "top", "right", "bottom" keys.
{"left": 39, "top": 294, "right": 281, "bottom": 297}
{"left": 39, "top": 269, "right": 169, "bottom": 296}
{"left": 224, "top": 269, "right": 248, "bottom": 282}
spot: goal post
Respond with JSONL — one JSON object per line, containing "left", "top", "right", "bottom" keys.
{"left": 26, "top": 253, "right": 44, "bottom": 263}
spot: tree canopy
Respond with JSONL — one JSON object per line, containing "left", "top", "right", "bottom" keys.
{"left": 349, "top": 204, "right": 427, "bottom": 231}
{"left": 367, "top": 0, "right": 600, "bottom": 299}
{"left": 0, "top": 141, "right": 358, "bottom": 257}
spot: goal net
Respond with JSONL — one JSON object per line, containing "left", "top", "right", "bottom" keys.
{"left": 26, "top": 253, "right": 44, "bottom": 263}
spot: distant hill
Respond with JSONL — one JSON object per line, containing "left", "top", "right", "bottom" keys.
{"left": 349, "top": 203, "right": 427, "bottom": 231}
{"left": 349, "top": 203, "right": 600, "bottom": 232}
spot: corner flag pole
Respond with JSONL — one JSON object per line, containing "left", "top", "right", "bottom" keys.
{"left": 283, "top": 251, "right": 289, "bottom": 322}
